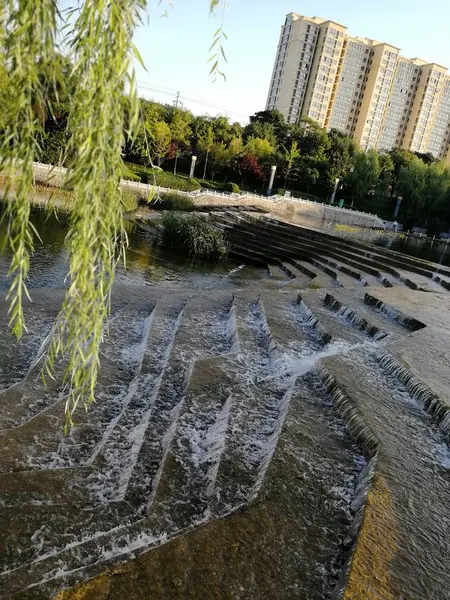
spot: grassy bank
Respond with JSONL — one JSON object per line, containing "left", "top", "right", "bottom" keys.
{"left": 0, "top": 179, "right": 140, "bottom": 213}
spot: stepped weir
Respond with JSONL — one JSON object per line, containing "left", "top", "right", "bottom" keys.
{"left": 1, "top": 209, "right": 450, "bottom": 600}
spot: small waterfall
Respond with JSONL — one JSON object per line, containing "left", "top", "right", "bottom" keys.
{"left": 257, "top": 296, "right": 282, "bottom": 366}
{"left": 317, "top": 367, "right": 380, "bottom": 600}
{"left": 226, "top": 294, "right": 241, "bottom": 355}
{"left": 318, "top": 368, "right": 379, "bottom": 459}
{"left": 435, "top": 276, "right": 450, "bottom": 291}
{"left": 87, "top": 308, "right": 156, "bottom": 466}
{"left": 205, "top": 395, "right": 233, "bottom": 499}
{"left": 115, "top": 306, "right": 186, "bottom": 501}
{"left": 288, "top": 340, "right": 360, "bottom": 378}
{"left": 324, "top": 294, "right": 388, "bottom": 341}
{"left": 319, "top": 257, "right": 367, "bottom": 286}
{"left": 377, "top": 274, "right": 393, "bottom": 288}
{"left": 359, "top": 276, "right": 369, "bottom": 286}
{"left": 250, "top": 382, "right": 295, "bottom": 500}
{"left": 297, "top": 294, "right": 332, "bottom": 344}
{"left": 311, "top": 258, "right": 342, "bottom": 285}
{"left": 330, "top": 456, "right": 378, "bottom": 600}
{"left": 398, "top": 274, "right": 419, "bottom": 290}
{"left": 364, "top": 293, "right": 426, "bottom": 331}
{"left": 376, "top": 351, "right": 450, "bottom": 443}
{"left": 147, "top": 398, "right": 185, "bottom": 510}
{"left": 227, "top": 264, "right": 245, "bottom": 277}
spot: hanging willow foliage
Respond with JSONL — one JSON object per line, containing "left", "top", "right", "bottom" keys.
{"left": 0, "top": 0, "right": 57, "bottom": 338}
{"left": 1, "top": 0, "right": 226, "bottom": 430}
{"left": 44, "top": 0, "right": 148, "bottom": 430}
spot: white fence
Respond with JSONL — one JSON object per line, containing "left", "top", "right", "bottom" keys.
{"left": 31, "top": 161, "right": 384, "bottom": 228}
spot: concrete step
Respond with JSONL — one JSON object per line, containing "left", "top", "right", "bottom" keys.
{"left": 0, "top": 301, "right": 155, "bottom": 473}
{"left": 268, "top": 263, "right": 292, "bottom": 281}
{"left": 323, "top": 349, "right": 450, "bottom": 600}
{"left": 278, "top": 261, "right": 312, "bottom": 288}
{"left": 322, "top": 293, "right": 388, "bottom": 341}
{"left": 86, "top": 300, "right": 185, "bottom": 502}
{"left": 146, "top": 356, "right": 235, "bottom": 534}
{"left": 260, "top": 289, "right": 326, "bottom": 356}
{"left": 257, "top": 216, "right": 450, "bottom": 291}
{"left": 363, "top": 293, "right": 426, "bottom": 332}
{"left": 217, "top": 215, "right": 401, "bottom": 290}
{"left": 298, "top": 292, "right": 368, "bottom": 346}
{"left": 209, "top": 294, "right": 285, "bottom": 514}
{"left": 292, "top": 258, "right": 342, "bottom": 289}
{"left": 120, "top": 294, "right": 237, "bottom": 510}
{"left": 320, "top": 290, "right": 421, "bottom": 338}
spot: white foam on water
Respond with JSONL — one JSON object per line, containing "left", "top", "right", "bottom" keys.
{"left": 270, "top": 340, "right": 375, "bottom": 380}
{"left": 227, "top": 264, "right": 245, "bottom": 277}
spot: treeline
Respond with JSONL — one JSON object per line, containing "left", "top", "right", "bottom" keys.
{"left": 39, "top": 91, "right": 450, "bottom": 230}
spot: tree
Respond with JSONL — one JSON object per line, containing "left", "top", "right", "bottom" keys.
{"left": 212, "top": 116, "right": 234, "bottom": 146}
{"left": 344, "top": 150, "right": 381, "bottom": 203}
{"left": 293, "top": 157, "right": 321, "bottom": 193}
{"left": 243, "top": 120, "right": 278, "bottom": 148}
{"left": 168, "top": 107, "right": 192, "bottom": 175}
{"left": 249, "top": 109, "right": 288, "bottom": 144}
{"left": 291, "top": 118, "right": 330, "bottom": 160}
{"left": 228, "top": 135, "right": 245, "bottom": 160}
{"left": 1, "top": 0, "right": 225, "bottom": 428}
{"left": 233, "top": 154, "right": 264, "bottom": 185}
{"left": 389, "top": 148, "right": 416, "bottom": 189}
{"left": 422, "top": 162, "right": 450, "bottom": 216}
{"left": 396, "top": 157, "right": 427, "bottom": 218}
{"left": 125, "top": 100, "right": 166, "bottom": 166}
{"left": 245, "top": 136, "right": 274, "bottom": 161}
{"left": 197, "top": 123, "right": 214, "bottom": 180}
{"left": 151, "top": 120, "right": 172, "bottom": 166}
{"left": 209, "top": 142, "right": 232, "bottom": 181}
{"left": 375, "top": 153, "right": 395, "bottom": 200}
{"left": 325, "top": 129, "right": 359, "bottom": 187}
{"left": 282, "top": 140, "right": 300, "bottom": 191}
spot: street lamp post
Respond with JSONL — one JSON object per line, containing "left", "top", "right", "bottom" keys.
{"left": 330, "top": 178, "right": 339, "bottom": 204}
{"left": 267, "top": 165, "right": 277, "bottom": 196}
{"left": 394, "top": 195, "right": 403, "bottom": 219}
{"left": 189, "top": 155, "right": 197, "bottom": 179}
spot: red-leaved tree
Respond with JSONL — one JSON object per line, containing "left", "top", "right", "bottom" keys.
{"left": 234, "top": 153, "right": 264, "bottom": 184}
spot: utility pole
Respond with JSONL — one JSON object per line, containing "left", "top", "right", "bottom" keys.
{"left": 173, "top": 91, "right": 180, "bottom": 109}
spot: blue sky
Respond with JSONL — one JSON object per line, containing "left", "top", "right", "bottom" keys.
{"left": 134, "top": 0, "right": 450, "bottom": 123}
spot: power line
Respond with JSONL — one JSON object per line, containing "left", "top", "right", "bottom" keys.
{"left": 136, "top": 80, "right": 251, "bottom": 120}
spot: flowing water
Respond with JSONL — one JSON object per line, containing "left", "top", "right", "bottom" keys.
{"left": 0, "top": 204, "right": 449, "bottom": 599}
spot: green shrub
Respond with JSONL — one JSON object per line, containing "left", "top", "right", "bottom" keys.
{"left": 276, "top": 188, "right": 285, "bottom": 196}
{"left": 122, "top": 190, "right": 139, "bottom": 211}
{"left": 159, "top": 213, "right": 228, "bottom": 260}
{"left": 122, "top": 165, "right": 141, "bottom": 182}
{"left": 224, "top": 182, "right": 240, "bottom": 193}
{"left": 126, "top": 163, "right": 200, "bottom": 191}
{"left": 154, "top": 191, "right": 194, "bottom": 212}
{"left": 197, "top": 179, "right": 223, "bottom": 191}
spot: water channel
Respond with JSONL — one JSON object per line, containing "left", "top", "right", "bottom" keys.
{"left": 0, "top": 204, "right": 449, "bottom": 600}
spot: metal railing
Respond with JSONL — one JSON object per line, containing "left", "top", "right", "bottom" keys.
{"left": 31, "top": 161, "right": 384, "bottom": 227}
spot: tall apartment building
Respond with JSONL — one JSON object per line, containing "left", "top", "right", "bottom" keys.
{"left": 377, "top": 57, "right": 421, "bottom": 151}
{"left": 266, "top": 12, "right": 450, "bottom": 161}
{"left": 327, "top": 37, "right": 372, "bottom": 134}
